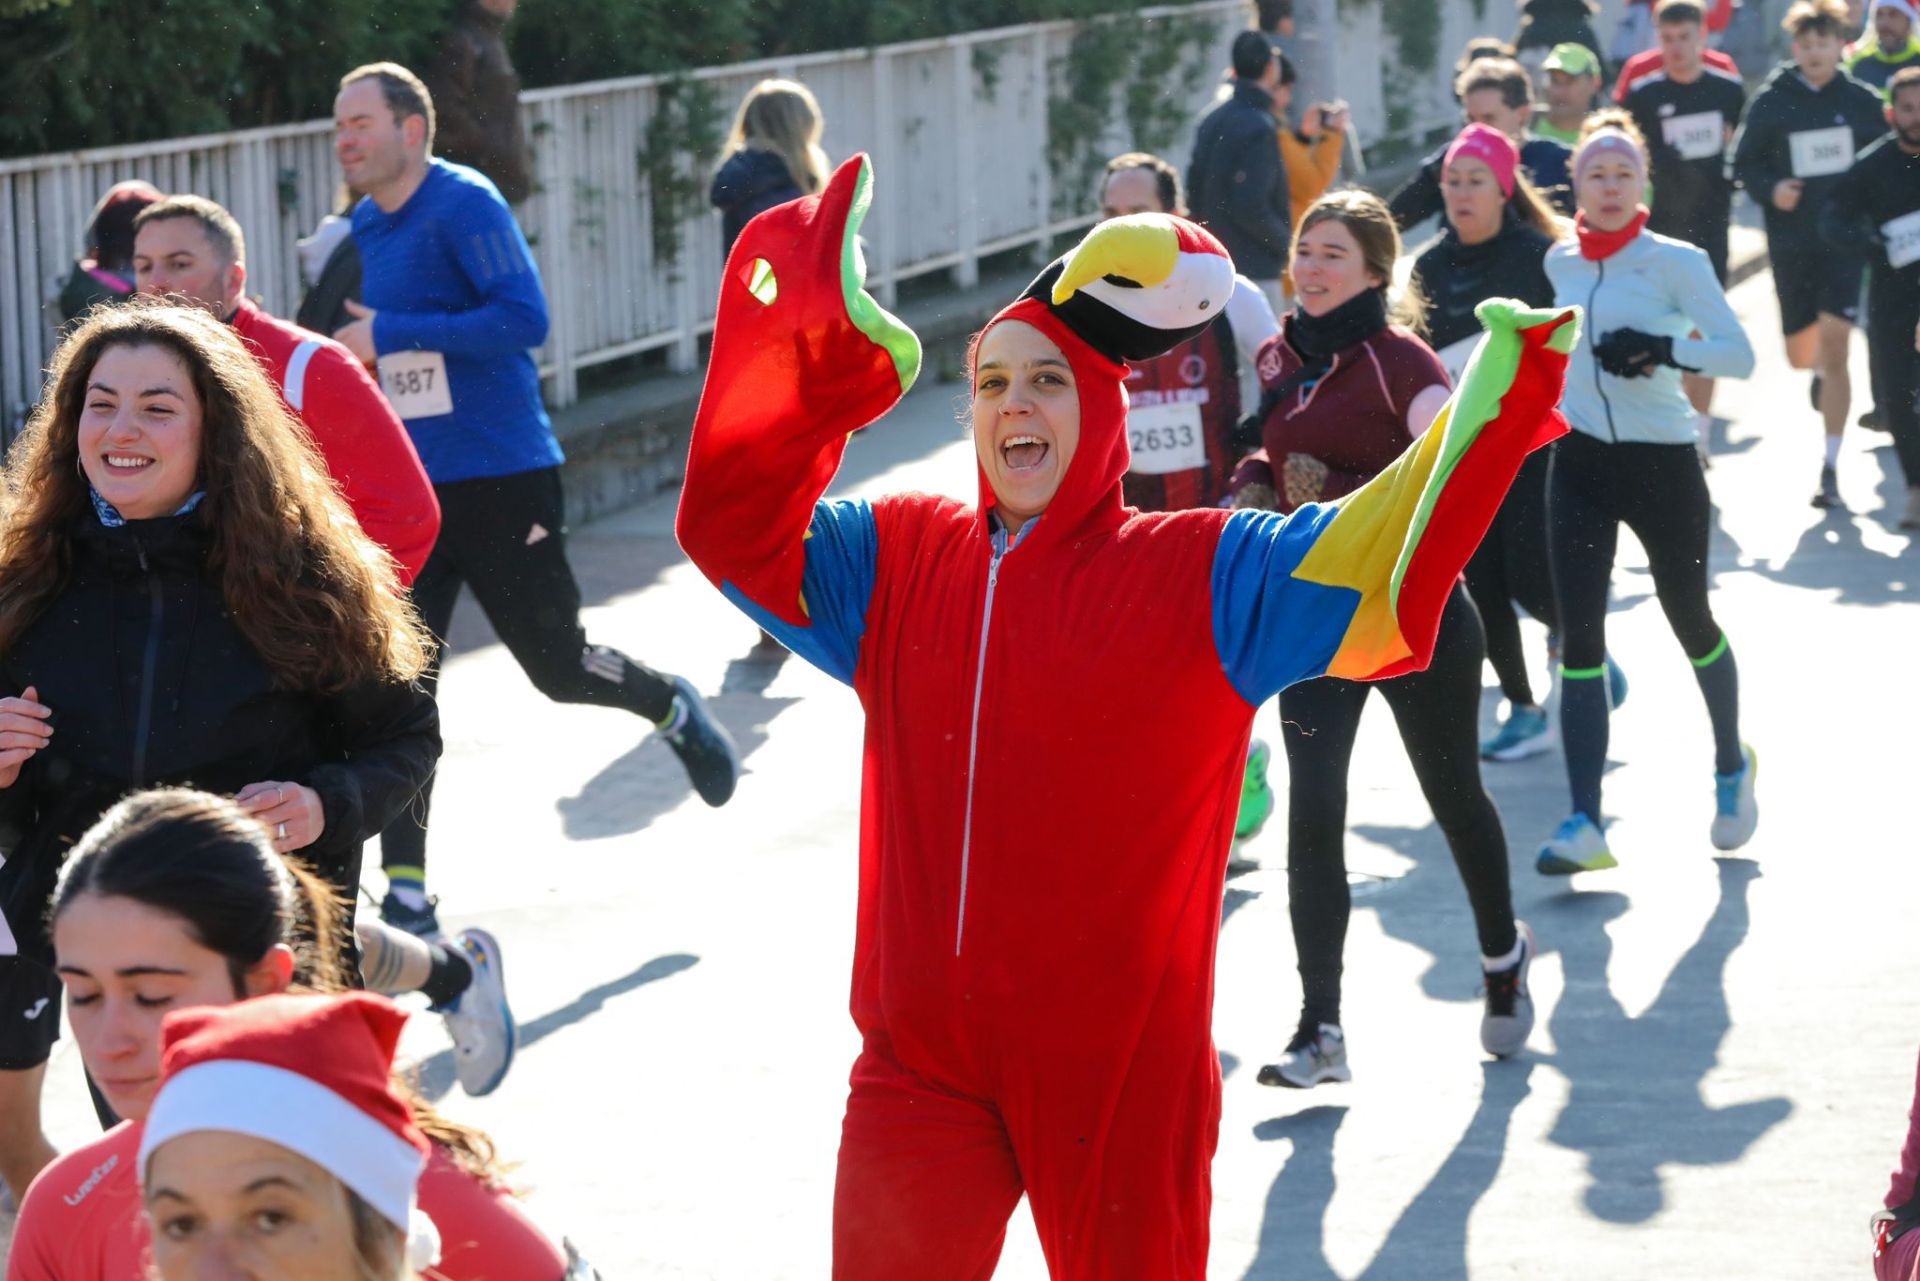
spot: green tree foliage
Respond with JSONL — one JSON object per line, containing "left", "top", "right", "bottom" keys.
{"left": 0, "top": 0, "right": 448, "bottom": 157}
{"left": 0, "top": 0, "right": 1208, "bottom": 158}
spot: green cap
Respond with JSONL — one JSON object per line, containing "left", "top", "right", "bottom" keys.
{"left": 1542, "top": 42, "right": 1600, "bottom": 77}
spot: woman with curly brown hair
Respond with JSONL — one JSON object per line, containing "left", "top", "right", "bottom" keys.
{"left": 0, "top": 299, "right": 440, "bottom": 1203}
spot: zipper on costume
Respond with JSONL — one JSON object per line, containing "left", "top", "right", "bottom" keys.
{"left": 954, "top": 542, "right": 1005, "bottom": 957}
{"left": 131, "top": 542, "right": 164, "bottom": 786}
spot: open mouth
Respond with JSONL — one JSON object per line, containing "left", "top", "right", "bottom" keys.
{"left": 103, "top": 454, "right": 155, "bottom": 473}
{"left": 1001, "top": 434, "right": 1050, "bottom": 473}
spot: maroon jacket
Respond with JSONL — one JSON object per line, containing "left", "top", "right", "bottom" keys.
{"left": 1233, "top": 316, "right": 1450, "bottom": 512}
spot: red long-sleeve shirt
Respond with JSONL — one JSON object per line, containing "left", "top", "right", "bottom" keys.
{"left": 229, "top": 299, "right": 440, "bottom": 582}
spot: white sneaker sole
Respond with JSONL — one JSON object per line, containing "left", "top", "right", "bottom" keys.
{"left": 449, "top": 928, "right": 517, "bottom": 1098}
{"left": 1487, "top": 729, "right": 1559, "bottom": 762}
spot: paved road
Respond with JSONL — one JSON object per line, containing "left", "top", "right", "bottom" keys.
{"left": 31, "top": 266, "right": 1920, "bottom": 1277}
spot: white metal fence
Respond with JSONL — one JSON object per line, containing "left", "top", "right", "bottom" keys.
{"left": 0, "top": 0, "right": 1246, "bottom": 423}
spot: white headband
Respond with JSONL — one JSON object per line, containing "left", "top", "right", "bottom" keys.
{"left": 1574, "top": 129, "right": 1647, "bottom": 180}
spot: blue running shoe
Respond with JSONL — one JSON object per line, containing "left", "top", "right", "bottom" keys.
{"left": 1710, "top": 743, "right": 1758, "bottom": 851}
{"left": 661, "top": 675, "right": 741, "bottom": 807}
{"left": 1481, "top": 705, "right": 1555, "bottom": 761}
{"left": 1605, "top": 654, "right": 1628, "bottom": 711}
{"left": 1537, "top": 814, "right": 1616, "bottom": 875}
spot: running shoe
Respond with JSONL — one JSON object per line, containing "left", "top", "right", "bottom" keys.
{"left": 1605, "top": 653, "right": 1629, "bottom": 711}
{"left": 442, "top": 927, "right": 517, "bottom": 1097}
{"left": 1812, "top": 465, "right": 1842, "bottom": 510}
{"left": 1861, "top": 406, "right": 1888, "bottom": 431}
{"left": 1257, "top": 1020, "right": 1350, "bottom": 1089}
{"left": 379, "top": 889, "right": 444, "bottom": 941}
{"left": 1481, "top": 705, "right": 1555, "bottom": 761}
{"left": 662, "top": 675, "right": 741, "bottom": 807}
{"left": 1236, "top": 738, "right": 1275, "bottom": 842}
{"left": 1710, "top": 744, "right": 1759, "bottom": 851}
{"left": 1902, "top": 486, "right": 1920, "bottom": 531}
{"left": 1480, "top": 921, "right": 1536, "bottom": 1059}
{"left": 1536, "top": 814, "right": 1616, "bottom": 875}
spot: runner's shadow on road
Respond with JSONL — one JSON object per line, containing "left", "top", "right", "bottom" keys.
{"left": 1533, "top": 859, "right": 1788, "bottom": 1224}
{"left": 555, "top": 695, "right": 797, "bottom": 839}
{"left": 1751, "top": 507, "right": 1916, "bottom": 605}
{"left": 1241, "top": 1062, "right": 1535, "bottom": 1281}
{"left": 408, "top": 952, "right": 700, "bottom": 1101}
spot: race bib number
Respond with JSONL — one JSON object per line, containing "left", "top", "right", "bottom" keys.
{"left": 376, "top": 350, "right": 454, "bottom": 419}
{"left": 1789, "top": 126, "right": 1854, "bottom": 178}
{"left": 1435, "top": 335, "right": 1477, "bottom": 384}
{"left": 1884, "top": 210, "right": 1920, "bottom": 270}
{"left": 1126, "top": 400, "right": 1206, "bottom": 475}
{"left": 1662, "top": 110, "right": 1726, "bottom": 162}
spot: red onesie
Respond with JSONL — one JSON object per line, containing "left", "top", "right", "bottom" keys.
{"left": 678, "top": 156, "right": 1575, "bottom": 1279}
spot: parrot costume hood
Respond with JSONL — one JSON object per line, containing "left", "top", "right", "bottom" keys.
{"left": 970, "top": 215, "right": 1235, "bottom": 545}
{"left": 677, "top": 154, "right": 1577, "bottom": 1277}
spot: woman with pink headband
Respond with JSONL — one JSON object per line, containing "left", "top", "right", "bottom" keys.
{"left": 1537, "top": 111, "right": 1758, "bottom": 875}
{"left": 1412, "top": 123, "right": 1624, "bottom": 766}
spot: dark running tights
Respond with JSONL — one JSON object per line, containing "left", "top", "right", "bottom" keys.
{"left": 1867, "top": 282, "right": 1920, "bottom": 489}
{"left": 1463, "top": 449, "right": 1558, "bottom": 707}
{"left": 1547, "top": 432, "right": 1742, "bottom": 825}
{"left": 380, "top": 467, "right": 677, "bottom": 875}
{"left": 1281, "top": 585, "right": 1518, "bottom": 1030}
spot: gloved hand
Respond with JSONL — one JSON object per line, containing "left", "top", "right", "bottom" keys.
{"left": 1594, "top": 328, "right": 1697, "bottom": 378}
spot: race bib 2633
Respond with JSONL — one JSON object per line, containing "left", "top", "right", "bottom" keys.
{"left": 1126, "top": 400, "right": 1206, "bottom": 475}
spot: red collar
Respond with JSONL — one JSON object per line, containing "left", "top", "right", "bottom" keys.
{"left": 1575, "top": 207, "right": 1651, "bottom": 261}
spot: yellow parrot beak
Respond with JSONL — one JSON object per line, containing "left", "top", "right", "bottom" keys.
{"left": 1051, "top": 216, "right": 1181, "bottom": 305}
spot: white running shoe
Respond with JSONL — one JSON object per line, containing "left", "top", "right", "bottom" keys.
{"left": 1710, "top": 744, "right": 1759, "bottom": 851}
{"left": 1537, "top": 814, "right": 1616, "bottom": 875}
{"left": 1257, "top": 1022, "right": 1350, "bottom": 1088}
{"left": 443, "top": 928, "right": 517, "bottom": 1097}
{"left": 1480, "top": 922, "right": 1536, "bottom": 1059}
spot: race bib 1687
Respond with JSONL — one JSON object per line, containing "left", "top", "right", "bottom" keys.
{"left": 376, "top": 350, "right": 454, "bottom": 419}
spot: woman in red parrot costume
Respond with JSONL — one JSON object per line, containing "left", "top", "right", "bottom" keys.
{"left": 678, "top": 154, "right": 1578, "bottom": 1280}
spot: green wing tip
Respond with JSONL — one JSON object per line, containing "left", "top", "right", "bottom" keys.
{"left": 1472, "top": 299, "right": 1584, "bottom": 354}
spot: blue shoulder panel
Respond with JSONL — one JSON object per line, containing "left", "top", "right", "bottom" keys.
{"left": 720, "top": 498, "right": 877, "bottom": 686}
{"left": 1210, "top": 506, "right": 1362, "bottom": 706}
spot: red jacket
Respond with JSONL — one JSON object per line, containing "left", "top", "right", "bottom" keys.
{"left": 230, "top": 300, "right": 439, "bottom": 582}
{"left": 1614, "top": 46, "right": 1742, "bottom": 103}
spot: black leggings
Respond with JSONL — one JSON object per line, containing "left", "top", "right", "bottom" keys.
{"left": 1547, "top": 432, "right": 1721, "bottom": 671}
{"left": 1547, "top": 431, "right": 1742, "bottom": 821}
{"left": 1280, "top": 585, "right": 1518, "bottom": 1029}
{"left": 1866, "top": 276, "right": 1920, "bottom": 489}
{"left": 380, "top": 466, "right": 676, "bottom": 874}
{"left": 1462, "top": 450, "right": 1558, "bottom": 707}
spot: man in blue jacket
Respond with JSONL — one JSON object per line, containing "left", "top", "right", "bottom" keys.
{"left": 331, "top": 62, "right": 740, "bottom": 937}
{"left": 1187, "top": 32, "right": 1293, "bottom": 310}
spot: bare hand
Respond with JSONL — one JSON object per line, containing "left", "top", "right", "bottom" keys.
{"left": 0, "top": 687, "right": 52, "bottom": 789}
{"left": 236, "top": 781, "right": 325, "bottom": 852}
{"left": 334, "top": 300, "right": 378, "bottom": 366}
{"left": 1282, "top": 453, "right": 1331, "bottom": 508}
{"left": 1298, "top": 108, "right": 1323, "bottom": 140}
{"left": 1772, "top": 179, "right": 1805, "bottom": 213}
{"left": 1322, "top": 105, "right": 1351, "bottom": 136}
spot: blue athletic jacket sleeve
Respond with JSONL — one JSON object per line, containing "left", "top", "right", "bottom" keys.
{"left": 721, "top": 499, "right": 877, "bottom": 686}
{"left": 1209, "top": 506, "right": 1357, "bottom": 705}
{"left": 1668, "top": 246, "right": 1756, "bottom": 378}
{"left": 373, "top": 183, "right": 551, "bottom": 358}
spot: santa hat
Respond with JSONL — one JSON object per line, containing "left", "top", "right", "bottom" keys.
{"left": 139, "top": 992, "right": 439, "bottom": 1269}
{"left": 1874, "top": 0, "right": 1920, "bottom": 26}
{"left": 985, "top": 213, "right": 1236, "bottom": 366}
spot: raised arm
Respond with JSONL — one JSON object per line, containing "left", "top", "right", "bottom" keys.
{"left": 677, "top": 154, "right": 921, "bottom": 673}
{"left": 1213, "top": 300, "right": 1577, "bottom": 703}
{"left": 1670, "top": 246, "right": 1755, "bottom": 379}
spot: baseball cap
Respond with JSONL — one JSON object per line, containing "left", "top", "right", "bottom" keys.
{"left": 1542, "top": 43, "right": 1600, "bottom": 77}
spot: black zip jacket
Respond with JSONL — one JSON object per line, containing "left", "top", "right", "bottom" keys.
{"left": 1412, "top": 211, "right": 1558, "bottom": 354}
{"left": 1820, "top": 134, "right": 1920, "bottom": 295}
{"left": 0, "top": 512, "right": 440, "bottom": 959}
{"left": 711, "top": 149, "right": 805, "bottom": 257}
{"left": 1731, "top": 63, "right": 1888, "bottom": 244}
{"left": 1187, "top": 80, "right": 1293, "bottom": 280}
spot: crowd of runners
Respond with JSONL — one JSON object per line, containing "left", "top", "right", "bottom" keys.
{"left": 0, "top": 0, "right": 1916, "bottom": 1275}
